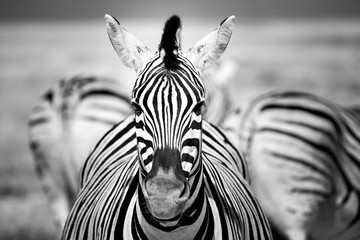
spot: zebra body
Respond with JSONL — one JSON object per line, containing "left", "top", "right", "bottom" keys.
{"left": 62, "top": 15, "right": 272, "bottom": 239}
{"left": 28, "top": 76, "right": 132, "bottom": 232}
{"left": 233, "top": 90, "right": 360, "bottom": 240}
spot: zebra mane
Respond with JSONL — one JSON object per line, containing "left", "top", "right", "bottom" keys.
{"left": 158, "top": 15, "right": 182, "bottom": 70}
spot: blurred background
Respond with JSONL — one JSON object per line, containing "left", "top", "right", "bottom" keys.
{"left": 1, "top": 0, "right": 360, "bottom": 239}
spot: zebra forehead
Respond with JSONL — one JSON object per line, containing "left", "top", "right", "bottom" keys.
{"left": 132, "top": 56, "right": 205, "bottom": 103}
{"left": 134, "top": 79, "right": 204, "bottom": 104}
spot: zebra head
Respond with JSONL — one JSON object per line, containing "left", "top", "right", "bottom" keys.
{"left": 105, "top": 15, "right": 235, "bottom": 221}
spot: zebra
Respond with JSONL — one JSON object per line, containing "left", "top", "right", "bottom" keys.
{"left": 227, "top": 89, "right": 360, "bottom": 240}
{"left": 61, "top": 14, "right": 273, "bottom": 240}
{"left": 27, "top": 63, "right": 236, "bottom": 236}
{"left": 28, "top": 76, "right": 133, "bottom": 234}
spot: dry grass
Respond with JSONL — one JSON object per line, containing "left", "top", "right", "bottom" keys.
{"left": 1, "top": 18, "right": 360, "bottom": 239}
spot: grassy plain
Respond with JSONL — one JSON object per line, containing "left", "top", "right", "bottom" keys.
{"left": 1, "top": 17, "right": 360, "bottom": 239}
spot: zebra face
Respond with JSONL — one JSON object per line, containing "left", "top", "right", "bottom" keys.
{"left": 131, "top": 53, "right": 205, "bottom": 220}
{"left": 105, "top": 14, "right": 235, "bottom": 221}
{"left": 132, "top": 54, "right": 205, "bottom": 174}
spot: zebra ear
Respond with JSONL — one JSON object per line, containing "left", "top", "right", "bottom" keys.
{"left": 105, "top": 14, "right": 153, "bottom": 72}
{"left": 186, "top": 16, "right": 235, "bottom": 72}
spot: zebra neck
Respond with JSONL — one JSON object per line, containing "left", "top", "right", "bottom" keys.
{"left": 135, "top": 183, "right": 215, "bottom": 239}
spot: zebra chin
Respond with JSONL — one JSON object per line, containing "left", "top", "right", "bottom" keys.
{"left": 142, "top": 178, "right": 191, "bottom": 221}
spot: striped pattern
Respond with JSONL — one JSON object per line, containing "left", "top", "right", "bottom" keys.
{"left": 62, "top": 115, "right": 272, "bottom": 240}
{"left": 26, "top": 64, "right": 236, "bottom": 235}
{"left": 28, "top": 76, "right": 132, "bottom": 233}
{"left": 131, "top": 52, "right": 206, "bottom": 177}
{"left": 236, "top": 90, "right": 360, "bottom": 240}
{"left": 62, "top": 15, "right": 272, "bottom": 240}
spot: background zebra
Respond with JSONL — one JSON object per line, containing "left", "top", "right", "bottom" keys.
{"left": 200, "top": 60, "right": 237, "bottom": 126}
{"left": 27, "top": 51, "right": 237, "bottom": 236}
{"left": 62, "top": 14, "right": 272, "bottom": 239}
{"left": 27, "top": 76, "right": 133, "bottom": 234}
{"left": 224, "top": 89, "right": 360, "bottom": 240}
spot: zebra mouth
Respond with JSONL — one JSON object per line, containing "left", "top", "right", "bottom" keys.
{"left": 142, "top": 179, "right": 190, "bottom": 220}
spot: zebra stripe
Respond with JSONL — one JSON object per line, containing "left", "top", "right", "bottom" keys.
{"left": 28, "top": 76, "right": 132, "bottom": 234}
{"left": 235, "top": 90, "right": 360, "bottom": 240}
{"left": 62, "top": 15, "right": 272, "bottom": 240}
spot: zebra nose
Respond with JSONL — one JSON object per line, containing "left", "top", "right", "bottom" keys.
{"left": 146, "top": 176, "right": 186, "bottom": 199}
{"left": 144, "top": 148, "right": 188, "bottom": 199}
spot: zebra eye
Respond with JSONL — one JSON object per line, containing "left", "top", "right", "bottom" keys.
{"left": 132, "top": 102, "right": 143, "bottom": 116}
{"left": 193, "top": 102, "right": 204, "bottom": 116}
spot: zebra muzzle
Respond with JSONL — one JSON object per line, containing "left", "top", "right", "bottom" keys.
{"left": 141, "top": 148, "right": 191, "bottom": 220}
{"left": 144, "top": 176, "right": 190, "bottom": 220}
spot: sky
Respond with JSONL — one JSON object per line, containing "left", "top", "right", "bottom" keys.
{"left": 1, "top": 0, "right": 360, "bottom": 20}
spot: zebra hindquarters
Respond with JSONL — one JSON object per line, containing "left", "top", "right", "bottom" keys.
{"left": 239, "top": 96, "right": 342, "bottom": 240}
{"left": 248, "top": 133, "right": 337, "bottom": 240}
{"left": 28, "top": 76, "right": 133, "bottom": 236}
{"left": 69, "top": 92, "right": 132, "bottom": 172}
